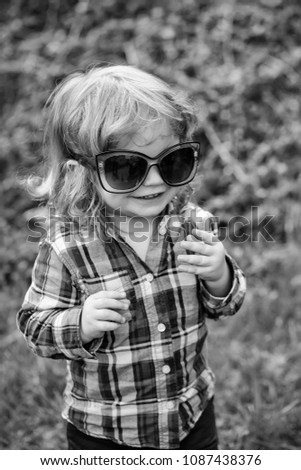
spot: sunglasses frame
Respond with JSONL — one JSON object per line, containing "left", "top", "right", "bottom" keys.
{"left": 93, "top": 141, "right": 201, "bottom": 194}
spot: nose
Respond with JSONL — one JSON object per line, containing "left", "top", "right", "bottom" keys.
{"left": 143, "top": 164, "right": 164, "bottom": 186}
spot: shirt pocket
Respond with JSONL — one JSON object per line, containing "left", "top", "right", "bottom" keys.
{"left": 77, "top": 269, "right": 132, "bottom": 297}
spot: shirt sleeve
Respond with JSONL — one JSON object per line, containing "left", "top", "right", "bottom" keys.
{"left": 198, "top": 253, "right": 246, "bottom": 319}
{"left": 17, "top": 240, "right": 102, "bottom": 360}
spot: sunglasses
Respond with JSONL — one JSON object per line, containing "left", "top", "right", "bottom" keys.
{"left": 70, "top": 141, "right": 200, "bottom": 194}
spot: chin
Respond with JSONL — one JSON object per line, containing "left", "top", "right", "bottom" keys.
{"left": 127, "top": 208, "right": 163, "bottom": 218}
{"left": 134, "top": 200, "right": 169, "bottom": 215}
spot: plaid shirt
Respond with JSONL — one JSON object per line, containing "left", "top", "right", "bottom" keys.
{"left": 17, "top": 202, "right": 246, "bottom": 449}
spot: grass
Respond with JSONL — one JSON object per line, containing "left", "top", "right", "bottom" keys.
{"left": 1, "top": 340, "right": 66, "bottom": 450}
{"left": 1, "top": 0, "right": 301, "bottom": 454}
{"left": 209, "top": 240, "right": 301, "bottom": 450}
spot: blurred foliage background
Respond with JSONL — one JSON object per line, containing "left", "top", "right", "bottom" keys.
{"left": 1, "top": 0, "right": 301, "bottom": 450}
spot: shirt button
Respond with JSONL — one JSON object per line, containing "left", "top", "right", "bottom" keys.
{"left": 167, "top": 401, "right": 175, "bottom": 410}
{"left": 158, "top": 323, "right": 166, "bottom": 332}
{"left": 162, "top": 364, "right": 171, "bottom": 374}
{"left": 145, "top": 273, "right": 153, "bottom": 282}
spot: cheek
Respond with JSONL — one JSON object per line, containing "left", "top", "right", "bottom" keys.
{"left": 104, "top": 195, "right": 125, "bottom": 210}
{"left": 98, "top": 187, "right": 122, "bottom": 210}
{"left": 168, "top": 187, "right": 180, "bottom": 200}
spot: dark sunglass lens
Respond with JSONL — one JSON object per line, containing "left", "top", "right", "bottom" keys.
{"left": 161, "top": 147, "right": 195, "bottom": 184}
{"left": 104, "top": 155, "right": 147, "bottom": 190}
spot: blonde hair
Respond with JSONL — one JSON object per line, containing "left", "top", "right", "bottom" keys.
{"left": 27, "top": 64, "right": 199, "bottom": 217}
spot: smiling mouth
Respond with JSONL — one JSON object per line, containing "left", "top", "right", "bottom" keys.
{"left": 133, "top": 192, "right": 164, "bottom": 200}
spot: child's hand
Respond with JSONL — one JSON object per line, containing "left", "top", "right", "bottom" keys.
{"left": 177, "top": 228, "right": 232, "bottom": 297}
{"left": 80, "top": 291, "right": 131, "bottom": 344}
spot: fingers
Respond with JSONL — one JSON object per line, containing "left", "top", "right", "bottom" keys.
{"left": 94, "top": 297, "right": 130, "bottom": 311}
{"left": 177, "top": 254, "right": 210, "bottom": 267}
{"left": 81, "top": 290, "right": 132, "bottom": 343}
{"left": 180, "top": 229, "right": 220, "bottom": 254}
{"left": 192, "top": 229, "right": 219, "bottom": 245}
{"left": 91, "top": 290, "right": 128, "bottom": 300}
{"left": 177, "top": 264, "right": 207, "bottom": 275}
{"left": 87, "top": 290, "right": 130, "bottom": 312}
{"left": 178, "top": 229, "right": 222, "bottom": 274}
{"left": 82, "top": 290, "right": 131, "bottom": 325}
{"left": 177, "top": 253, "right": 209, "bottom": 274}
{"left": 95, "top": 308, "right": 130, "bottom": 324}
{"left": 94, "top": 321, "right": 128, "bottom": 331}
{"left": 80, "top": 304, "right": 131, "bottom": 341}
{"left": 180, "top": 238, "right": 210, "bottom": 255}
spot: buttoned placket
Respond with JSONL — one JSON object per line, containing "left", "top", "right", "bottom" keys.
{"left": 145, "top": 231, "right": 180, "bottom": 447}
{"left": 107, "top": 215, "right": 181, "bottom": 447}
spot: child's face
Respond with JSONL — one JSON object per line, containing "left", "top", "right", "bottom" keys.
{"left": 98, "top": 120, "right": 180, "bottom": 219}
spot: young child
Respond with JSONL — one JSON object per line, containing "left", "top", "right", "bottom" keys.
{"left": 17, "top": 64, "right": 246, "bottom": 450}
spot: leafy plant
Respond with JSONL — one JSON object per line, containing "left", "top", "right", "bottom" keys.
{"left": 1, "top": 0, "right": 300, "bottom": 450}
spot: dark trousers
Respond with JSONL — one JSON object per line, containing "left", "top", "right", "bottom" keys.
{"left": 67, "top": 398, "right": 218, "bottom": 450}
